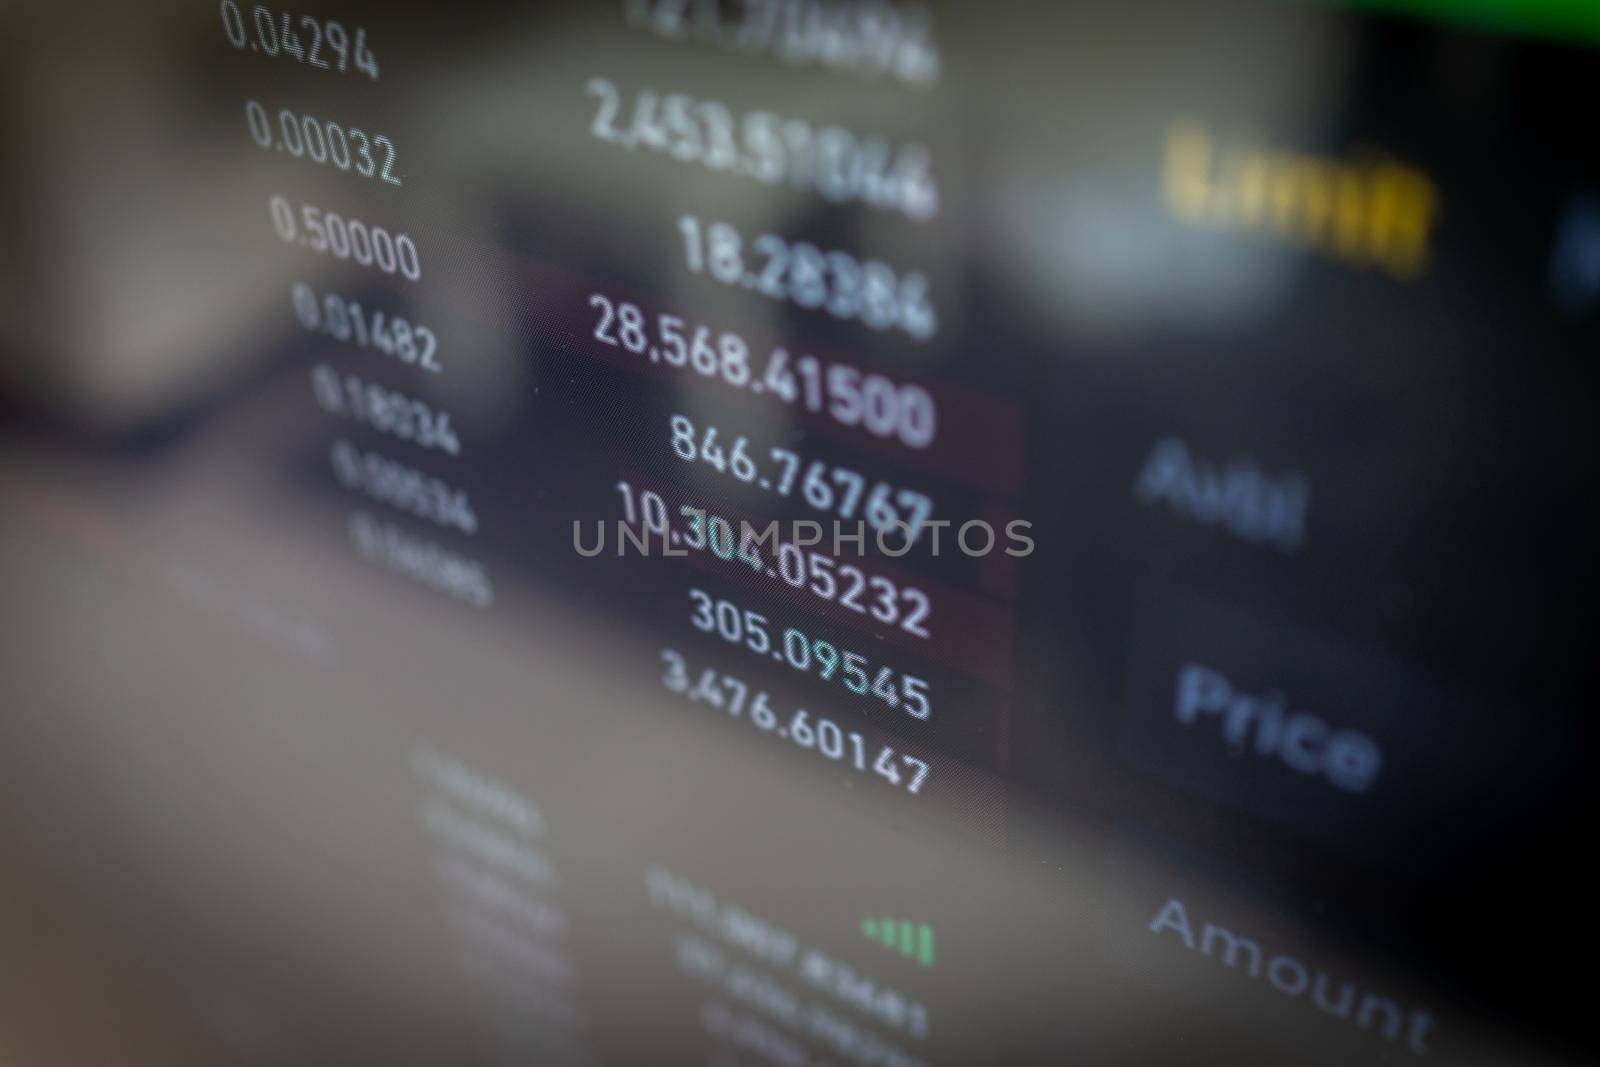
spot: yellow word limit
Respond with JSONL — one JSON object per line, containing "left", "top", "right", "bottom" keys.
{"left": 1163, "top": 121, "right": 1438, "bottom": 280}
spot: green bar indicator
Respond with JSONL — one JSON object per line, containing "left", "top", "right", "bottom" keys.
{"left": 1300, "top": 0, "right": 1600, "bottom": 49}
{"left": 859, "top": 917, "right": 936, "bottom": 967}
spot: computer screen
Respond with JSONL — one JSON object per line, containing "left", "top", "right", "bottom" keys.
{"left": 0, "top": 1, "right": 1593, "bottom": 1064}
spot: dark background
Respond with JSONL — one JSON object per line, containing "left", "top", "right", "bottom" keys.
{"left": 1, "top": 1, "right": 1593, "bottom": 1063}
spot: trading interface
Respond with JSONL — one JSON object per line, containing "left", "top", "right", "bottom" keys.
{"left": 0, "top": 2, "right": 1593, "bottom": 1065}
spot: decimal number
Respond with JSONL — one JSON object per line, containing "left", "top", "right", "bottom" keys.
{"left": 246, "top": 101, "right": 401, "bottom": 185}
{"left": 331, "top": 440, "right": 477, "bottom": 534}
{"left": 622, "top": 0, "right": 939, "bottom": 89}
{"left": 678, "top": 216, "right": 935, "bottom": 340}
{"left": 312, "top": 366, "right": 460, "bottom": 456}
{"left": 587, "top": 78, "right": 935, "bottom": 220}
{"left": 270, "top": 197, "right": 421, "bottom": 280}
{"left": 292, "top": 284, "right": 440, "bottom": 372}
{"left": 688, "top": 588, "right": 930, "bottom": 719}
{"left": 660, "top": 649, "right": 931, "bottom": 793}
{"left": 668, "top": 413, "right": 933, "bottom": 539}
{"left": 220, "top": 3, "right": 379, "bottom": 80}
{"left": 589, "top": 292, "right": 935, "bottom": 448}
{"left": 349, "top": 512, "right": 492, "bottom": 609}
{"left": 615, "top": 482, "right": 933, "bottom": 638}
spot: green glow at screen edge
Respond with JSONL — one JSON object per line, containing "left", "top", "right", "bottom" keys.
{"left": 1308, "top": 0, "right": 1600, "bottom": 45}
